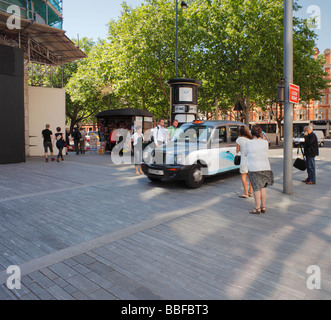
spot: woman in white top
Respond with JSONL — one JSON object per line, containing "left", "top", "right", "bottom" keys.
{"left": 244, "top": 125, "right": 274, "bottom": 214}
{"left": 236, "top": 126, "right": 253, "bottom": 198}
{"left": 131, "top": 126, "right": 144, "bottom": 174}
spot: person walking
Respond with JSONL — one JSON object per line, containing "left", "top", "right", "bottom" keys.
{"left": 244, "top": 125, "right": 274, "bottom": 214}
{"left": 153, "top": 119, "right": 167, "bottom": 147}
{"left": 42, "top": 124, "right": 55, "bottom": 162}
{"left": 54, "top": 127, "right": 65, "bottom": 162}
{"left": 131, "top": 126, "right": 144, "bottom": 175}
{"left": 302, "top": 126, "right": 319, "bottom": 185}
{"left": 236, "top": 126, "right": 253, "bottom": 198}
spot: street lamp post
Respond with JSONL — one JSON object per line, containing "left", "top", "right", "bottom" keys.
{"left": 175, "top": 0, "right": 188, "bottom": 78}
{"left": 283, "top": 0, "right": 294, "bottom": 195}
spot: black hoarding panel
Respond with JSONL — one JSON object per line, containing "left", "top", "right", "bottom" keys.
{"left": 0, "top": 45, "right": 25, "bottom": 164}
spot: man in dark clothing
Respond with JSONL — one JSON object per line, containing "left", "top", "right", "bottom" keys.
{"left": 71, "top": 127, "right": 81, "bottom": 155}
{"left": 302, "top": 126, "right": 319, "bottom": 185}
{"left": 42, "top": 124, "right": 54, "bottom": 162}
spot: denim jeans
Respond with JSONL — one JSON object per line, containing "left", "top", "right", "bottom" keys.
{"left": 306, "top": 156, "right": 316, "bottom": 183}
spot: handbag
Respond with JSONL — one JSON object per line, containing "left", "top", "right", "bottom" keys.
{"left": 293, "top": 146, "right": 306, "bottom": 171}
{"left": 234, "top": 155, "right": 241, "bottom": 166}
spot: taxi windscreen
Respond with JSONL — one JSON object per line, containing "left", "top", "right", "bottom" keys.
{"left": 171, "top": 125, "right": 213, "bottom": 144}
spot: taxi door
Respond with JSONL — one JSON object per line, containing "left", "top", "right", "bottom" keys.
{"left": 208, "top": 125, "right": 239, "bottom": 175}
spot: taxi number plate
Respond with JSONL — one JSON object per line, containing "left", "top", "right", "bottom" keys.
{"left": 149, "top": 169, "right": 164, "bottom": 176}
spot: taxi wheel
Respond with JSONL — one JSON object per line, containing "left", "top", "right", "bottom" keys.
{"left": 186, "top": 164, "right": 204, "bottom": 188}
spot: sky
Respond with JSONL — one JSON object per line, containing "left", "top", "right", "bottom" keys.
{"left": 62, "top": 0, "right": 330, "bottom": 52}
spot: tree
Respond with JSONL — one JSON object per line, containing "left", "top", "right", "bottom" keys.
{"left": 68, "top": 0, "right": 328, "bottom": 127}
{"left": 65, "top": 38, "right": 117, "bottom": 130}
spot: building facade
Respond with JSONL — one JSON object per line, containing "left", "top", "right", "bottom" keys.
{"left": 218, "top": 47, "right": 331, "bottom": 139}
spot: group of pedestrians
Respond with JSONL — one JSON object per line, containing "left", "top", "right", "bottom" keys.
{"left": 42, "top": 124, "right": 88, "bottom": 162}
{"left": 236, "top": 124, "right": 319, "bottom": 215}
{"left": 236, "top": 125, "right": 273, "bottom": 214}
{"left": 71, "top": 126, "right": 87, "bottom": 155}
{"left": 41, "top": 124, "right": 66, "bottom": 162}
{"left": 128, "top": 119, "right": 179, "bottom": 175}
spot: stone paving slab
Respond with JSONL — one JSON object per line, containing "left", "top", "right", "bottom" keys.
{"left": 0, "top": 145, "right": 331, "bottom": 300}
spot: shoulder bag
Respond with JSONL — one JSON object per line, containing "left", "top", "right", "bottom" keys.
{"left": 293, "top": 145, "right": 306, "bottom": 171}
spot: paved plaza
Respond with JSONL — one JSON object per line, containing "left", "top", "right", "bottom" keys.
{"left": 0, "top": 143, "right": 330, "bottom": 300}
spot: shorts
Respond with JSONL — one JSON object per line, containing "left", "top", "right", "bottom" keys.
{"left": 44, "top": 141, "right": 53, "bottom": 153}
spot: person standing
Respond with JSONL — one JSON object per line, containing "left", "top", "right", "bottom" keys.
{"left": 71, "top": 127, "right": 81, "bottom": 155}
{"left": 236, "top": 126, "right": 253, "bottom": 198}
{"left": 153, "top": 119, "right": 167, "bottom": 147}
{"left": 42, "top": 124, "right": 54, "bottom": 162}
{"left": 54, "top": 127, "right": 65, "bottom": 162}
{"left": 79, "top": 127, "right": 87, "bottom": 154}
{"left": 167, "top": 119, "right": 179, "bottom": 142}
{"left": 244, "top": 125, "right": 274, "bottom": 214}
{"left": 302, "top": 126, "right": 319, "bottom": 185}
{"left": 109, "top": 126, "right": 117, "bottom": 153}
{"left": 65, "top": 128, "right": 70, "bottom": 155}
{"left": 131, "top": 126, "right": 144, "bottom": 175}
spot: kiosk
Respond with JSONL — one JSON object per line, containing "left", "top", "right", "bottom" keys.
{"left": 166, "top": 78, "right": 202, "bottom": 125}
{"left": 95, "top": 108, "right": 154, "bottom": 152}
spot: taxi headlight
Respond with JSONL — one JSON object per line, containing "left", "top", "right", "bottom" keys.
{"left": 143, "top": 150, "right": 149, "bottom": 161}
{"left": 175, "top": 153, "right": 184, "bottom": 164}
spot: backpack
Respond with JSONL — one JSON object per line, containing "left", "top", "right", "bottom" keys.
{"left": 73, "top": 130, "right": 81, "bottom": 140}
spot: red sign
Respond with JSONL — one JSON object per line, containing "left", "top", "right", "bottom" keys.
{"left": 289, "top": 83, "right": 300, "bottom": 104}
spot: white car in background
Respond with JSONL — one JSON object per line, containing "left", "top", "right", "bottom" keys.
{"left": 293, "top": 130, "right": 325, "bottom": 148}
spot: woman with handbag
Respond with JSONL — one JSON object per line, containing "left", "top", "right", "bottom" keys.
{"left": 244, "top": 125, "right": 274, "bottom": 214}
{"left": 236, "top": 126, "right": 253, "bottom": 198}
{"left": 54, "top": 127, "right": 65, "bottom": 162}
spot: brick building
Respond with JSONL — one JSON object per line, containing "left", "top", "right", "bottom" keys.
{"left": 223, "top": 47, "right": 331, "bottom": 139}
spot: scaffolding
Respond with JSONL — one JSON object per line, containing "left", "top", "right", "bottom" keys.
{"left": 0, "top": 0, "right": 63, "bottom": 29}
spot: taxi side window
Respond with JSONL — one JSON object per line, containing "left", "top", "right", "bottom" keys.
{"left": 212, "top": 126, "right": 227, "bottom": 146}
{"left": 219, "top": 126, "right": 227, "bottom": 142}
{"left": 229, "top": 126, "right": 239, "bottom": 142}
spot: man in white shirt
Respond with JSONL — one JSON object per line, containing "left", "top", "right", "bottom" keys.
{"left": 153, "top": 119, "right": 167, "bottom": 147}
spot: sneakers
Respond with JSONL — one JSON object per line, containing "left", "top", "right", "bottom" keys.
{"left": 45, "top": 158, "right": 48, "bottom": 162}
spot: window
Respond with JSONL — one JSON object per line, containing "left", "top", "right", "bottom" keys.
{"left": 296, "top": 109, "right": 307, "bottom": 120}
{"left": 229, "top": 126, "right": 239, "bottom": 142}
{"left": 258, "top": 112, "right": 265, "bottom": 121}
{"left": 314, "top": 109, "right": 326, "bottom": 120}
{"left": 212, "top": 126, "right": 227, "bottom": 146}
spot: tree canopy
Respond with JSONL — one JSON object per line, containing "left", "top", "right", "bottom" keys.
{"left": 59, "top": 0, "right": 329, "bottom": 127}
